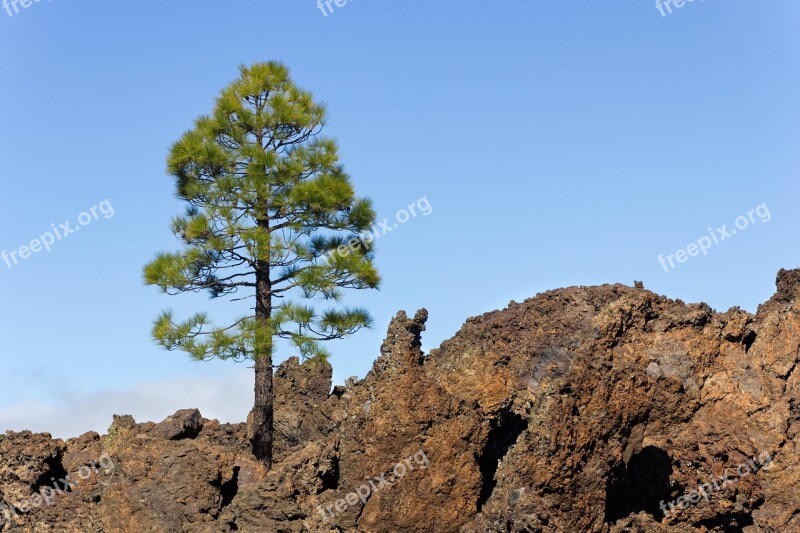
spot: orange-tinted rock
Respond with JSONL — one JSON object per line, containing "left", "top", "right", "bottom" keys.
{"left": 3, "top": 271, "right": 800, "bottom": 531}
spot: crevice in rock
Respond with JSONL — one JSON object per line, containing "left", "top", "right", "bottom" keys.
{"left": 320, "top": 454, "right": 340, "bottom": 492}
{"left": 743, "top": 331, "right": 757, "bottom": 353}
{"left": 783, "top": 509, "right": 800, "bottom": 530}
{"left": 789, "top": 399, "right": 800, "bottom": 424}
{"left": 692, "top": 510, "right": 755, "bottom": 531}
{"left": 782, "top": 346, "right": 800, "bottom": 387}
{"left": 604, "top": 446, "right": 674, "bottom": 524}
{"left": 212, "top": 466, "right": 240, "bottom": 510}
{"left": 354, "top": 492, "right": 372, "bottom": 526}
{"left": 33, "top": 452, "right": 70, "bottom": 494}
{"left": 476, "top": 410, "right": 528, "bottom": 511}
{"left": 221, "top": 467, "right": 239, "bottom": 508}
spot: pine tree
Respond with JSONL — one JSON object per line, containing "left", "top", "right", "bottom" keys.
{"left": 143, "top": 62, "right": 380, "bottom": 469}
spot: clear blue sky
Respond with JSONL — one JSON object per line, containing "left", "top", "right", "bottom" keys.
{"left": 1, "top": 1, "right": 798, "bottom": 438}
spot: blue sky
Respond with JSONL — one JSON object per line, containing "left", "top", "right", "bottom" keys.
{"left": 1, "top": 1, "right": 798, "bottom": 438}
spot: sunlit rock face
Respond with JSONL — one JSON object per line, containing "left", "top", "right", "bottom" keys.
{"left": 3, "top": 270, "right": 800, "bottom": 532}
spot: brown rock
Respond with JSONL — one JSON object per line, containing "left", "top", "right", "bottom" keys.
{"left": 272, "top": 356, "right": 335, "bottom": 459}
{"left": 152, "top": 409, "right": 203, "bottom": 440}
{"left": 3, "top": 271, "right": 800, "bottom": 531}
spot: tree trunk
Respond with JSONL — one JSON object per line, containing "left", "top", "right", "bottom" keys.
{"left": 252, "top": 252, "right": 273, "bottom": 468}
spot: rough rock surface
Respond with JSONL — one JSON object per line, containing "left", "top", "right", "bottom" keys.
{"left": 3, "top": 269, "right": 800, "bottom": 532}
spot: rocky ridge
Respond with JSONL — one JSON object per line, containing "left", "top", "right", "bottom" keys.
{"left": 3, "top": 270, "right": 800, "bottom": 531}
